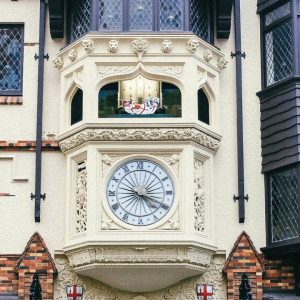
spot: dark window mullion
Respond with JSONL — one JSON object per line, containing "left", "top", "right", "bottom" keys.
{"left": 297, "top": 164, "right": 300, "bottom": 239}
{"left": 123, "top": 0, "right": 129, "bottom": 31}
{"left": 155, "top": 0, "right": 160, "bottom": 31}
{"left": 183, "top": 0, "right": 190, "bottom": 31}
{"left": 91, "top": 0, "right": 99, "bottom": 31}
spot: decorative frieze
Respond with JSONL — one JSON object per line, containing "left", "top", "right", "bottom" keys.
{"left": 98, "top": 65, "right": 135, "bottom": 78}
{"left": 75, "top": 160, "right": 87, "bottom": 234}
{"left": 59, "top": 127, "right": 221, "bottom": 153}
{"left": 194, "top": 158, "right": 205, "bottom": 232}
{"left": 145, "top": 65, "right": 183, "bottom": 79}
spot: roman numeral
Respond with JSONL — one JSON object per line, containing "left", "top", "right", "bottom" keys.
{"left": 161, "top": 204, "right": 169, "bottom": 210}
{"left": 122, "top": 165, "right": 130, "bottom": 173}
{"left": 108, "top": 190, "right": 115, "bottom": 196}
{"left": 123, "top": 213, "right": 129, "bottom": 221}
{"left": 137, "top": 161, "right": 144, "bottom": 170}
{"left": 112, "top": 176, "right": 119, "bottom": 183}
{"left": 138, "top": 218, "right": 143, "bottom": 225}
{"left": 153, "top": 215, "right": 159, "bottom": 221}
{"left": 166, "top": 191, "right": 173, "bottom": 195}
{"left": 112, "top": 203, "right": 119, "bottom": 211}
{"left": 162, "top": 177, "right": 168, "bottom": 181}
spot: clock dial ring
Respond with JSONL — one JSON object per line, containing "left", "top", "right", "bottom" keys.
{"left": 106, "top": 159, "right": 175, "bottom": 226}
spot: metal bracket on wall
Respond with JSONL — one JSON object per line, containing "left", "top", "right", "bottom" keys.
{"left": 233, "top": 194, "right": 249, "bottom": 202}
{"left": 30, "top": 193, "right": 46, "bottom": 201}
{"left": 34, "top": 53, "right": 49, "bottom": 61}
{"left": 231, "top": 51, "right": 246, "bottom": 59}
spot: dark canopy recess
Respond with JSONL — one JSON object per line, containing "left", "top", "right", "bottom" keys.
{"left": 216, "top": 0, "right": 233, "bottom": 39}
{"left": 48, "top": 0, "right": 64, "bottom": 38}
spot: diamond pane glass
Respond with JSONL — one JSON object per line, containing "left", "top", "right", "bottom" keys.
{"left": 270, "top": 168, "right": 299, "bottom": 243}
{"left": 129, "top": 0, "right": 153, "bottom": 31}
{"left": 99, "top": 0, "right": 122, "bottom": 31}
{"left": 190, "top": 0, "right": 210, "bottom": 41}
{"left": 265, "top": 2, "right": 290, "bottom": 26}
{"left": 71, "top": 0, "right": 92, "bottom": 41}
{"left": 265, "top": 20, "right": 293, "bottom": 86}
{"left": 0, "top": 26, "right": 22, "bottom": 92}
{"left": 160, "top": 0, "right": 184, "bottom": 31}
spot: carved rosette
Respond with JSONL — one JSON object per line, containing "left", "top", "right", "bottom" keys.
{"left": 161, "top": 40, "right": 173, "bottom": 53}
{"left": 75, "top": 160, "right": 87, "bottom": 233}
{"left": 82, "top": 39, "right": 95, "bottom": 53}
{"left": 217, "top": 57, "right": 228, "bottom": 70}
{"left": 194, "top": 158, "right": 205, "bottom": 232}
{"left": 52, "top": 56, "right": 63, "bottom": 69}
{"left": 108, "top": 39, "right": 119, "bottom": 53}
{"left": 59, "top": 128, "right": 221, "bottom": 153}
{"left": 68, "top": 49, "right": 78, "bottom": 62}
{"left": 187, "top": 39, "right": 200, "bottom": 53}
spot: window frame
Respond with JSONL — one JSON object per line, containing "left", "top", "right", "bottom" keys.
{"left": 261, "top": 1, "right": 294, "bottom": 88}
{"left": 265, "top": 164, "right": 300, "bottom": 248}
{"left": 0, "top": 23, "right": 24, "bottom": 96}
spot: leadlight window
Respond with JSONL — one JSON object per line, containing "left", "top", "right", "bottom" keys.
{"left": 69, "top": 0, "right": 212, "bottom": 43}
{"left": 269, "top": 167, "right": 299, "bottom": 243}
{"left": 0, "top": 25, "right": 23, "bottom": 95}
{"left": 263, "top": 2, "right": 293, "bottom": 87}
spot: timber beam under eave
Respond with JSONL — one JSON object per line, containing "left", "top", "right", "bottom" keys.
{"left": 48, "top": 0, "right": 64, "bottom": 39}
{"left": 216, "top": 0, "right": 234, "bottom": 39}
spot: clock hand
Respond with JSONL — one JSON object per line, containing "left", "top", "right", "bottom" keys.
{"left": 142, "top": 194, "right": 164, "bottom": 207}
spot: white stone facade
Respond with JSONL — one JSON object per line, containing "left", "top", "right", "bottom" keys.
{"left": 0, "top": 0, "right": 264, "bottom": 299}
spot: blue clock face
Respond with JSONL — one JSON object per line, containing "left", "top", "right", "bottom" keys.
{"left": 106, "top": 159, "right": 175, "bottom": 226}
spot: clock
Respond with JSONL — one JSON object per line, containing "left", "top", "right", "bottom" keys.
{"left": 106, "top": 159, "right": 175, "bottom": 226}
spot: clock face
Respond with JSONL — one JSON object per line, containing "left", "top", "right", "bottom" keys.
{"left": 106, "top": 159, "right": 175, "bottom": 226}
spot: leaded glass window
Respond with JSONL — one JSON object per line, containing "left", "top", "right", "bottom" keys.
{"left": 263, "top": 2, "right": 293, "bottom": 86}
{"left": 0, "top": 25, "right": 23, "bottom": 94}
{"left": 269, "top": 168, "right": 299, "bottom": 243}
{"left": 99, "top": 0, "right": 123, "bottom": 31}
{"left": 190, "top": 0, "right": 210, "bottom": 41}
{"left": 160, "top": 0, "right": 184, "bottom": 31}
{"left": 129, "top": 0, "right": 153, "bottom": 31}
{"left": 70, "top": 0, "right": 92, "bottom": 41}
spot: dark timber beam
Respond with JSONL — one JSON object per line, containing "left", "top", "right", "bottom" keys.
{"left": 48, "top": 0, "right": 64, "bottom": 38}
{"left": 216, "top": 0, "right": 233, "bottom": 39}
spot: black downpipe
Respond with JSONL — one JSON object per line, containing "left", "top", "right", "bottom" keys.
{"left": 233, "top": 0, "right": 248, "bottom": 223}
{"left": 31, "top": 0, "right": 47, "bottom": 222}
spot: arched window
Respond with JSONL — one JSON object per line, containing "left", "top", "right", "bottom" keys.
{"left": 198, "top": 89, "right": 209, "bottom": 124}
{"left": 71, "top": 89, "right": 83, "bottom": 125}
{"left": 98, "top": 77, "right": 181, "bottom": 118}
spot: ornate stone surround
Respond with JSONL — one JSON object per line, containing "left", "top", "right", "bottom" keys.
{"left": 59, "top": 125, "right": 221, "bottom": 153}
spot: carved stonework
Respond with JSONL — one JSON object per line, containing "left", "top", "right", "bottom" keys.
{"left": 98, "top": 65, "right": 135, "bottom": 78}
{"left": 101, "top": 153, "right": 123, "bottom": 176}
{"left": 194, "top": 158, "right": 205, "bottom": 232}
{"left": 161, "top": 40, "right": 173, "bottom": 53}
{"left": 75, "top": 160, "right": 87, "bottom": 233}
{"left": 101, "top": 210, "right": 123, "bottom": 230}
{"left": 203, "top": 49, "right": 213, "bottom": 62}
{"left": 52, "top": 56, "right": 63, "bottom": 69}
{"left": 131, "top": 39, "right": 148, "bottom": 54}
{"left": 217, "top": 57, "right": 228, "bottom": 70}
{"left": 82, "top": 39, "right": 95, "bottom": 53}
{"left": 145, "top": 65, "right": 183, "bottom": 79}
{"left": 59, "top": 128, "right": 221, "bottom": 153}
{"left": 187, "top": 39, "right": 200, "bottom": 53}
{"left": 68, "top": 49, "right": 77, "bottom": 62}
{"left": 108, "top": 40, "right": 119, "bottom": 53}
{"left": 160, "top": 154, "right": 180, "bottom": 176}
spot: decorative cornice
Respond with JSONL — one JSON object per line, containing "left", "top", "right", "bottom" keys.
{"left": 58, "top": 127, "right": 221, "bottom": 153}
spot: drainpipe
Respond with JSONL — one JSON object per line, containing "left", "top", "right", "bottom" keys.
{"left": 232, "top": 0, "right": 248, "bottom": 223}
{"left": 31, "top": 0, "right": 48, "bottom": 222}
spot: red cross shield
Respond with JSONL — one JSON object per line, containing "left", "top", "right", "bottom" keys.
{"left": 66, "top": 285, "right": 83, "bottom": 300}
{"left": 196, "top": 284, "right": 214, "bottom": 300}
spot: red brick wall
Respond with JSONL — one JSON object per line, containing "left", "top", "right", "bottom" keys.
{"left": 0, "top": 255, "right": 19, "bottom": 294}
{"left": 0, "top": 96, "right": 23, "bottom": 105}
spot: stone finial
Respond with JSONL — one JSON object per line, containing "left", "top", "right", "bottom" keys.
{"left": 52, "top": 56, "right": 63, "bottom": 69}
{"left": 217, "top": 57, "right": 228, "bottom": 70}
{"left": 203, "top": 49, "right": 213, "bottom": 62}
{"left": 82, "top": 38, "right": 95, "bottom": 53}
{"left": 161, "top": 40, "right": 173, "bottom": 53}
{"left": 187, "top": 38, "right": 200, "bottom": 53}
{"left": 108, "top": 40, "right": 119, "bottom": 53}
{"left": 68, "top": 49, "right": 77, "bottom": 62}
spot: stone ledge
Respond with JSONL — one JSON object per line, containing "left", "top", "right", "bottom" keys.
{"left": 0, "top": 96, "right": 23, "bottom": 105}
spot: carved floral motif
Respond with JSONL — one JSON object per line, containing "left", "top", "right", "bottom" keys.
{"left": 194, "top": 159, "right": 205, "bottom": 232}
{"left": 145, "top": 65, "right": 183, "bottom": 79}
{"left": 68, "top": 49, "right": 78, "bottom": 62}
{"left": 59, "top": 128, "right": 221, "bottom": 153}
{"left": 75, "top": 160, "right": 87, "bottom": 233}
{"left": 217, "top": 57, "right": 228, "bottom": 70}
{"left": 187, "top": 39, "right": 200, "bottom": 53}
{"left": 161, "top": 40, "right": 173, "bottom": 53}
{"left": 98, "top": 65, "right": 135, "bottom": 78}
{"left": 52, "top": 56, "right": 63, "bottom": 69}
{"left": 203, "top": 49, "right": 213, "bottom": 62}
{"left": 108, "top": 40, "right": 119, "bottom": 53}
{"left": 82, "top": 39, "right": 95, "bottom": 53}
